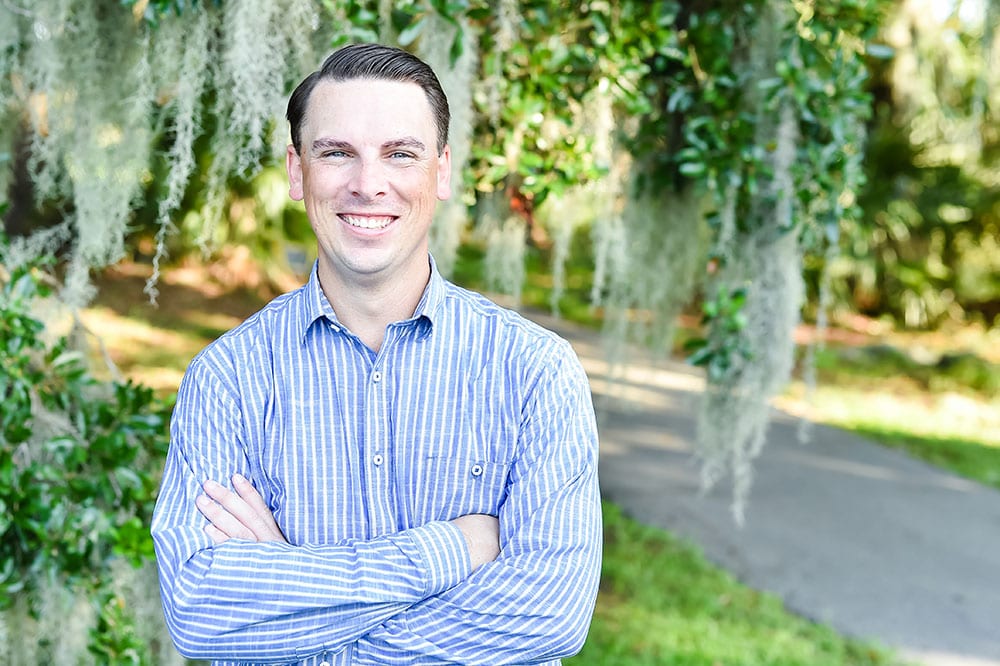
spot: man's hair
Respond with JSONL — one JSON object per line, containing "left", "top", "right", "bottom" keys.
{"left": 286, "top": 43, "right": 450, "bottom": 156}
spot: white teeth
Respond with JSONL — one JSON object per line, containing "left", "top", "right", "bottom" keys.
{"left": 342, "top": 215, "right": 394, "bottom": 229}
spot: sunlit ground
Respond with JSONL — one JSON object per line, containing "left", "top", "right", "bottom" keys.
{"left": 779, "top": 383, "right": 1000, "bottom": 490}
{"left": 779, "top": 383, "right": 1000, "bottom": 448}
{"left": 80, "top": 258, "right": 272, "bottom": 393}
{"left": 81, "top": 305, "right": 208, "bottom": 391}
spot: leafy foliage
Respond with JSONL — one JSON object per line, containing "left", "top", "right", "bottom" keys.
{"left": 686, "top": 285, "right": 751, "bottom": 383}
{"left": 468, "top": 0, "right": 606, "bottom": 204}
{"left": 124, "top": 0, "right": 222, "bottom": 22}
{"left": 0, "top": 245, "right": 171, "bottom": 659}
{"left": 819, "top": 0, "right": 1000, "bottom": 328}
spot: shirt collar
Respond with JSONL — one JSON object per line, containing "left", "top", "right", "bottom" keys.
{"left": 413, "top": 254, "right": 446, "bottom": 326}
{"left": 298, "top": 255, "right": 446, "bottom": 342}
{"left": 299, "top": 262, "right": 337, "bottom": 341}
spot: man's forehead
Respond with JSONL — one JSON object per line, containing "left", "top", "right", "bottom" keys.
{"left": 308, "top": 78, "right": 432, "bottom": 116}
{"left": 301, "top": 78, "right": 435, "bottom": 143}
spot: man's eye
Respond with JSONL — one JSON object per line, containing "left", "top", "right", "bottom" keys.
{"left": 390, "top": 151, "right": 415, "bottom": 159}
{"left": 322, "top": 151, "right": 347, "bottom": 158}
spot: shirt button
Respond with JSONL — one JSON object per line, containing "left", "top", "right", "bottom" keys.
{"left": 471, "top": 464, "right": 484, "bottom": 477}
{"left": 373, "top": 454, "right": 384, "bottom": 466}
{"left": 372, "top": 370, "right": 382, "bottom": 382}
{"left": 320, "top": 662, "right": 330, "bottom": 666}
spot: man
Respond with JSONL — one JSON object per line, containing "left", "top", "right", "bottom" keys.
{"left": 151, "top": 43, "right": 602, "bottom": 666}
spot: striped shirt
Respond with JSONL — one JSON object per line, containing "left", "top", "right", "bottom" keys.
{"left": 151, "top": 258, "right": 602, "bottom": 665}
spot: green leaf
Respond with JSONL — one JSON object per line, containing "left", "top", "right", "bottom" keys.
{"left": 684, "top": 337, "right": 708, "bottom": 352}
{"left": 51, "top": 350, "right": 85, "bottom": 369}
{"left": 679, "top": 162, "right": 707, "bottom": 177}
{"left": 397, "top": 15, "right": 427, "bottom": 46}
{"left": 865, "top": 43, "right": 894, "bottom": 59}
{"left": 687, "top": 345, "right": 715, "bottom": 367}
{"left": 449, "top": 31, "right": 464, "bottom": 65}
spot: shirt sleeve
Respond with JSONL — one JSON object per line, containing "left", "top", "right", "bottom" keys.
{"left": 352, "top": 339, "right": 603, "bottom": 665}
{"left": 151, "top": 354, "right": 472, "bottom": 663}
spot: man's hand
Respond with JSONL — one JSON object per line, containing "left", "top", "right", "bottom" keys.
{"left": 450, "top": 514, "right": 500, "bottom": 571}
{"left": 197, "top": 474, "right": 288, "bottom": 544}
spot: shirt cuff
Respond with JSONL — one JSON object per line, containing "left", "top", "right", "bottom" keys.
{"left": 398, "top": 521, "right": 471, "bottom": 597}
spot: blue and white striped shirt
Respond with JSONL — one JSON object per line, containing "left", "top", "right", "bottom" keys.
{"left": 151, "top": 258, "right": 602, "bottom": 665}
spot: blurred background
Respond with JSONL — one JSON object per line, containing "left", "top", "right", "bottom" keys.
{"left": 1, "top": 0, "right": 997, "bottom": 664}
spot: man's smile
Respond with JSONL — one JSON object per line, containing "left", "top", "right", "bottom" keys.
{"left": 339, "top": 214, "right": 398, "bottom": 230}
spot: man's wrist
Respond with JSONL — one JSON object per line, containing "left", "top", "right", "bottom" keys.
{"left": 394, "top": 521, "right": 472, "bottom": 597}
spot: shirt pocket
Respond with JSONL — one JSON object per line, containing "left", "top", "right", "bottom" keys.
{"left": 413, "top": 455, "right": 510, "bottom": 522}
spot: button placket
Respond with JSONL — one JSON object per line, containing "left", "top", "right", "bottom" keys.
{"left": 369, "top": 370, "right": 385, "bottom": 468}
{"left": 363, "top": 358, "right": 394, "bottom": 537}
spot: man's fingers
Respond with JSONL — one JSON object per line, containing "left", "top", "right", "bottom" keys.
{"left": 204, "top": 523, "right": 230, "bottom": 545}
{"left": 231, "top": 474, "right": 286, "bottom": 542}
{"left": 200, "top": 477, "right": 287, "bottom": 543}
{"left": 196, "top": 491, "right": 255, "bottom": 541}
{"left": 232, "top": 475, "right": 278, "bottom": 525}
{"left": 202, "top": 479, "right": 255, "bottom": 528}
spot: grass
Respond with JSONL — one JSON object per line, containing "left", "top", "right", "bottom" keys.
{"left": 850, "top": 427, "right": 1000, "bottom": 489}
{"left": 568, "top": 503, "right": 904, "bottom": 666}
{"left": 453, "top": 239, "right": 605, "bottom": 330}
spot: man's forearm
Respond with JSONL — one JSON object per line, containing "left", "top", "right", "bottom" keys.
{"left": 154, "top": 509, "right": 472, "bottom": 661}
{"left": 153, "top": 427, "right": 495, "bottom": 661}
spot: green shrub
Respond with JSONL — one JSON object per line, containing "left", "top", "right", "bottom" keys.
{"left": 0, "top": 251, "right": 171, "bottom": 662}
{"left": 929, "top": 352, "right": 1000, "bottom": 397}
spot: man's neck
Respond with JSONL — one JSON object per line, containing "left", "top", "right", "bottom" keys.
{"left": 317, "top": 260, "right": 430, "bottom": 353}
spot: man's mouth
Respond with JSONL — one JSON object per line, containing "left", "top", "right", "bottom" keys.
{"left": 340, "top": 214, "right": 396, "bottom": 230}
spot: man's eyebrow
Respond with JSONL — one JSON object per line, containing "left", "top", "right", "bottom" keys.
{"left": 384, "top": 137, "right": 427, "bottom": 153}
{"left": 310, "top": 137, "right": 352, "bottom": 154}
{"left": 309, "top": 137, "right": 428, "bottom": 155}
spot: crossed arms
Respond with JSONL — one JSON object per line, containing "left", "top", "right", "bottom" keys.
{"left": 198, "top": 474, "right": 502, "bottom": 572}
{"left": 151, "top": 340, "right": 601, "bottom": 664}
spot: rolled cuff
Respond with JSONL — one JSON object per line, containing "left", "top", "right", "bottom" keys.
{"left": 397, "top": 520, "right": 472, "bottom": 597}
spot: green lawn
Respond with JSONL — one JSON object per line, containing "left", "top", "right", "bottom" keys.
{"left": 781, "top": 351, "right": 1000, "bottom": 492}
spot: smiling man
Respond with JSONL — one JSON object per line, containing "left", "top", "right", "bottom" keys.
{"left": 151, "top": 44, "right": 602, "bottom": 666}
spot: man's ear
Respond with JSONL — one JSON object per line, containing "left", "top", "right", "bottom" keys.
{"left": 436, "top": 144, "right": 452, "bottom": 202}
{"left": 287, "top": 145, "right": 304, "bottom": 201}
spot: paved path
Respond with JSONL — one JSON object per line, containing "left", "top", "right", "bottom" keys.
{"left": 530, "top": 311, "right": 1000, "bottom": 666}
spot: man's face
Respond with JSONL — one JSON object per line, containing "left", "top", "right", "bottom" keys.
{"left": 287, "top": 78, "right": 451, "bottom": 289}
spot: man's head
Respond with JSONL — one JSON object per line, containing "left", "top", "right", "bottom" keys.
{"left": 287, "top": 44, "right": 450, "bottom": 156}
{"left": 284, "top": 46, "right": 452, "bottom": 295}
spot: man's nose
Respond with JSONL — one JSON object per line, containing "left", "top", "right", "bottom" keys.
{"left": 349, "top": 158, "right": 387, "bottom": 200}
